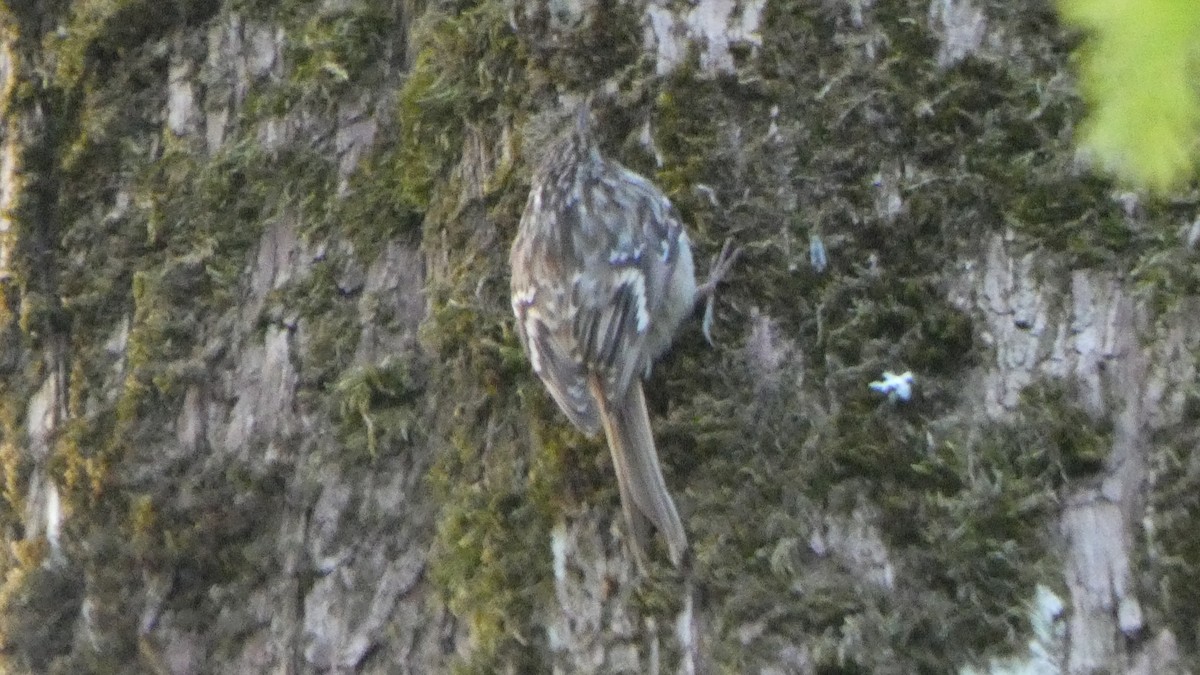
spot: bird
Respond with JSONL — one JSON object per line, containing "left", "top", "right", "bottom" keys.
{"left": 509, "top": 98, "right": 738, "bottom": 569}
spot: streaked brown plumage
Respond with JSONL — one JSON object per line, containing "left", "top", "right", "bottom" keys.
{"left": 510, "top": 100, "right": 737, "bottom": 569}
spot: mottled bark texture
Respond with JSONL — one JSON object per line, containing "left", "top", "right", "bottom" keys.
{"left": 0, "top": 0, "right": 1195, "bottom": 673}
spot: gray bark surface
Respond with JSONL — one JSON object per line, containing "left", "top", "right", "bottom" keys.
{"left": 0, "top": 0, "right": 1194, "bottom": 673}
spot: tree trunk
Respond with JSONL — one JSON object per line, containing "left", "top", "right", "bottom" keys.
{"left": 0, "top": 0, "right": 1194, "bottom": 673}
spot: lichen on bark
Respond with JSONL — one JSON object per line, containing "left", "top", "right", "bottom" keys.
{"left": 0, "top": 0, "right": 1196, "bottom": 672}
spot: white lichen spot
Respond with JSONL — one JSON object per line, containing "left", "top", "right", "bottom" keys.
{"left": 809, "top": 233, "right": 828, "bottom": 273}
{"left": 869, "top": 370, "right": 914, "bottom": 401}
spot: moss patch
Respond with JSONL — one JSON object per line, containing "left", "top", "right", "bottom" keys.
{"left": 0, "top": 0, "right": 353, "bottom": 668}
{"left": 678, "top": 370, "right": 1102, "bottom": 671}
{"left": 334, "top": 359, "right": 424, "bottom": 460}
{"left": 42, "top": 0, "right": 217, "bottom": 90}
{"left": 635, "top": 0, "right": 1122, "bottom": 670}
{"left": 396, "top": 1, "right": 526, "bottom": 216}
{"left": 394, "top": 1, "right": 559, "bottom": 670}
{"left": 0, "top": 540, "right": 84, "bottom": 672}
{"left": 1145, "top": 388, "right": 1200, "bottom": 669}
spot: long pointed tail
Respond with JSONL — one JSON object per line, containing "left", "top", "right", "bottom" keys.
{"left": 590, "top": 376, "right": 688, "bottom": 568}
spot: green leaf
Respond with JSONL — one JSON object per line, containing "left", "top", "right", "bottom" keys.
{"left": 1059, "top": 0, "right": 1200, "bottom": 192}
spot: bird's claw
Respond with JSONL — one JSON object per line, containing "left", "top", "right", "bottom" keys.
{"left": 698, "top": 238, "right": 741, "bottom": 345}
{"left": 708, "top": 239, "right": 739, "bottom": 288}
{"left": 702, "top": 295, "right": 717, "bottom": 345}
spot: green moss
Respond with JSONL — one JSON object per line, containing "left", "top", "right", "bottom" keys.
{"left": 0, "top": 1, "right": 386, "bottom": 672}
{"left": 333, "top": 133, "right": 425, "bottom": 253}
{"left": 425, "top": 355, "right": 560, "bottom": 674}
{"left": 1122, "top": 197, "right": 1200, "bottom": 317}
{"left": 1145, "top": 389, "right": 1200, "bottom": 668}
{"left": 0, "top": 4, "right": 348, "bottom": 669}
{"left": 429, "top": 461, "right": 552, "bottom": 673}
{"left": 517, "top": 0, "right": 645, "bottom": 93}
{"left": 1, "top": 0, "right": 1181, "bottom": 670}
{"left": 227, "top": 0, "right": 305, "bottom": 17}
{"left": 650, "top": 63, "right": 735, "bottom": 237}
{"left": 287, "top": 1, "right": 396, "bottom": 90}
{"left": 679, "top": 373, "right": 1100, "bottom": 671}
{"left": 397, "top": 2, "right": 526, "bottom": 215}
{"left": 709, "top": 343, "right": 1096, "bottom": 669}
{"left": 274, "top": 255, "right": 361, "bottom": 398}
{"left": 43, "top": 0, "right": 214, "bottom": 89}
{"left": 0, "top": 438, "right": 28, "bottom": 521}
{"left": 334, "top": 359, "right": 423, "bottom": 460}
{"left": 241, "top": 0, "right": 402, "bottom": 116}
{"left": 98, "top": 139, "right": 307, "bottom": 443}
{"left": 425, "top": 363, "right": 572, "bottom": 671}
{"left": 0, "top": 539, "right": 82, "bottom": 672}
{"left": 634, "top": 1, "right": 1128, "bottom": 669}
{"left": 52, "top": 417, "right": 107, "bottom": 511}
{"left": 893, "top": 426, "right": 1065, "bottom": 655}
{"left": 391, "top": 1, "right": 590, "bottom": 669}
{"left": 1017, "top": 382, "right": 1111, "bottom": 477}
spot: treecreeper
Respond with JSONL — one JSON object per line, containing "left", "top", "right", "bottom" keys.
{"left": 509, "top": 99, "right": 738, "bottom": 570}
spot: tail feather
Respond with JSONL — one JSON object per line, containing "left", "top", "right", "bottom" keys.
{"left": 590, "top": 376, "right": 688, "bottom": 568}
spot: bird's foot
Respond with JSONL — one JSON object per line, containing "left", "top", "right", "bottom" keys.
{"left": 698, "top": 238, "right": 741, "bottom": 345}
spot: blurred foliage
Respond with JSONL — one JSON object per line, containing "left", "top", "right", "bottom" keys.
{"left": 1059, "top": 0, "right": 1200, "bottom": 192}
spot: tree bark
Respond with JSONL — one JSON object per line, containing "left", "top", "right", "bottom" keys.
{"left": 0, "top": 0, "right": 1194, "bottom": 673}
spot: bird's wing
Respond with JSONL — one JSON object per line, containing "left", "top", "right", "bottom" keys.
{"left": 511, "top": 218, "right": 601, "bottom": 434}
{"left": 566, "top": 161, "right": 688, "bottom": 397}
{"left": 510, "top": 153, "right": 687, "bottom": 428}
